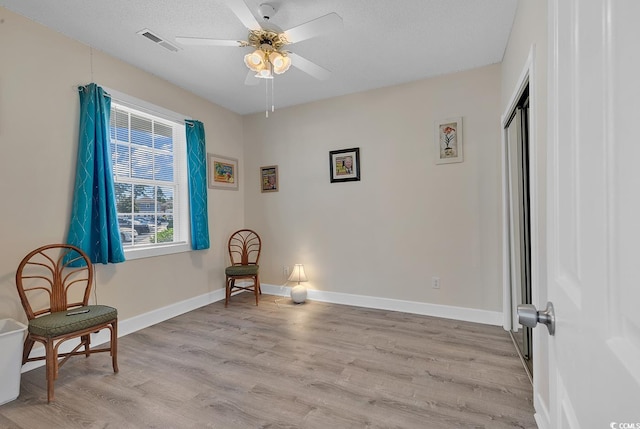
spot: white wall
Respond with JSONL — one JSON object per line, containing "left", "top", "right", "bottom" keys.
{"left": 0, "top": 7, "right": 244, "bottom": 324}
{"left": 500, "top": 0, "right": 549, "bottom": 425}
{"left": 0, "top": 3, "right": 522, "bottom": 329}
{"left": 243, "top": 64, "right": 503, "bottom": 314}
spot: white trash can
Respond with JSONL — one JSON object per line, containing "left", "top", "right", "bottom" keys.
{"left": 0, "top": 319, "right": 27, "bottom": 405}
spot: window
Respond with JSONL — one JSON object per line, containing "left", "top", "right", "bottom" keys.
{"left": 108, "top": 92, "right": 190, "bottom": 259}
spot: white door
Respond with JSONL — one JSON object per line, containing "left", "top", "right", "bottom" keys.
{"left": 544, "top": 0, "right": 640, "bottom": 427}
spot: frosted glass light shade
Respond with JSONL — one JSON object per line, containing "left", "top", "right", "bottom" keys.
{"left": 244, "top": 50, "right": 265, "bottom": 72}
{"left": 256, "top": 68, "right": 273, "bottom": 79}
{"left": 272, "top": 54, "right": 291, "bottom": 74}
{"left": 248, "top": 51, "right": 263, "bottom": 65}
{"left": 269, "top": 52, "right": 291, "bottom": 74}
{"left": 269, "top": 51, "right": 283, "bottom": 67}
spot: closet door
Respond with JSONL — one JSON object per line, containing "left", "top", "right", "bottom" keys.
{"left": 507, "top": 105, "right": 532, "bottom": 369}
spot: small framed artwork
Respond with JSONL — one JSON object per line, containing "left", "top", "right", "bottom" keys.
{"left": 208, "top": 153, "right": 239, "bottom": 190}
{"left": 260, "top": 165, "right": 279, "bottom": 193}
{"left": 329, "top": 148, "right": 360, "bottom": 183}
{"left": 435, "top": 117, "right": 463, "bottom": 164}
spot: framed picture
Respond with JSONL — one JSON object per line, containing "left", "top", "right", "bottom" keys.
{"left": 329, "top": 148, "right": 360, "bottom": 183}
{"left": 208, "top": 153, "right": 238, "bottom": 190}
{"left": 435, "top": 117, "right": 463, "bottom": 164}
{"left": 260, "top": 165, "right": 279, "bottom": 193}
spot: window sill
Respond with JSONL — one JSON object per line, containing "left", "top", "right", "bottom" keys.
{"left": 124, "top": 242, "right": 191, "bottom": 260}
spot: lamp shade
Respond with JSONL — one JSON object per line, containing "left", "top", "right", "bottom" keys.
{"left": 270, "top": 52, "right": 291, "bottom": 74}
{"left": 269, "top": 51, "right": 283, "bottom": 66}
{"left": 244, "top": 50, "right": 265, "bottom": 72}
{"left": 256, "top": 68, "right": 273, "bottom": 79}
{"left": 288, "top": 264, "right": 308, "bottom": 284}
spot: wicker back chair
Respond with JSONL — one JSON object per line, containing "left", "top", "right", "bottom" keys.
{"left": 225, "top": 229, "right": 262, "bottom": 307}
{"left": 15, "top": 244, "right": 118, "bottom": 402}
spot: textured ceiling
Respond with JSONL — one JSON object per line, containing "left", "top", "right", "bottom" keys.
{"left": 0, "top": 0, "right": 517, "bottom": 115}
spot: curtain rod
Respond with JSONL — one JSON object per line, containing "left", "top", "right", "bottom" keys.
{"left": 77, "top": 85, "right": 111, "bottom": 97}
{"left": 77, "top": 84, "right": 196, "bottom": 126}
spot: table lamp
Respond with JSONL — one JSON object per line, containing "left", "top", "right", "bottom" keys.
{"left": 288, "top": 264, "right": 308, "bottom": 304}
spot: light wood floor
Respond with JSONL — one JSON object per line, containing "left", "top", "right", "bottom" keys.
{"left": 0, "top": 294, "right": 537, "bottom": 429}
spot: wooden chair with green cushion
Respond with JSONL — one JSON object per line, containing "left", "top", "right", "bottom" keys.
{"left": 15, "top": 244, "right": 118, "bottom": 402}
{"left": 225, "top": 229, "right": 262, "bottom": 307}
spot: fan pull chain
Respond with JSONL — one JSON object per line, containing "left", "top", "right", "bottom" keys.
{"left": 264, "top": 75, "right": 276, "bottom": 118}
{"left": 265, "top": 77, "right": 269, "bottom": 118}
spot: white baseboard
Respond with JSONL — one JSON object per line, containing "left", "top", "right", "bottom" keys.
{"left": 21, "top": 289, "right": 225, "bottom": 373}
{"left": 22, "top": 285, "right": 502, "bottom": 373}
{"left": 117, "top": 289, "right": 225, "bottom": 337}
{"left": 260, "top": 283, "right": 503, "bottom": 326}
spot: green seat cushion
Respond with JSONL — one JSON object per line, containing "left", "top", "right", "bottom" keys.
{"left": 28, "top": 305, "right": 117, "bottom": 338}
{"left": 225, "top": 265, "right": 259, "bottom": 276}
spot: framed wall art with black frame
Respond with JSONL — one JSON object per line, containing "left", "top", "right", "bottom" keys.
{"left": 260, "top": 165, "right": 278, "bottom": 193}
{"left": 329, "top": 148, "right": 360, "bottom": 183}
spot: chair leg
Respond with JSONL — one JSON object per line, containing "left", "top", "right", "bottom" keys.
{"left": 254, "top": 277, "right": 259, "bottom": 306}
{"left": 111, "top": 321, "right": 119, "bottom": 373}
{"left": 225, "top": 277, "right": 231, "bottom": 307}
{"left": 254, "top": 275, "right": 260, "bottom": 306}
{"left": 257, "top": 274, "right": 262, "bottom": 295}
{"left": 22, "top": 336, "right": 35, "bottom": 364}
{"left": 82, "top": 334, "right": 91, "bottom": 357}
{"left": 45, "top": 340, "right": 56, "bottom": 403}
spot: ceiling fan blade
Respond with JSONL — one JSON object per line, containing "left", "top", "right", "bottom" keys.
{"left": 227, "top": 0, "right": 261, "bottom": 30}
{"left": 288, "top": 52, "right": 331, "bottom": 81}
{"left": 175, "top": 36, "right": 243, "bottom": 47}
{"left": 244, "top": 70, "right": 260, "bottom": 86}
{"left": 284, "top": 13, "right": 343, "bottom": 44}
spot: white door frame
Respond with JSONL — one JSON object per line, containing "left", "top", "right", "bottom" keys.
{"left": 501, "top": 44, "right": 547, "bottom": 424}
{"left": 501, "top": 46, "right": 540, "bottom": 331}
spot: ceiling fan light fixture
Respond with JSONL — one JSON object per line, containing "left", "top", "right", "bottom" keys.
{"left": 244, "top": 49, "right": 267, "bottom": 70}
{"left": 251, "top": 50, "right": 265, "bottom": 64}
{"left": 272, "top": 54, "right": 291, "bottom": 74}
{"left": 269, "top": 51, "right": 283, "bottom": 66}
{"left": 256, "top": 68, "right": 274, "bottom": 79}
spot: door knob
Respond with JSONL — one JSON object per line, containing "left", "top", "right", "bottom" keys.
{"left": 517, "top": 302, "right": 555, "bottom": 336}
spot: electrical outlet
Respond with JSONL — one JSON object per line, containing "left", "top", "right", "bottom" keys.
{"left": 283, "top": 266, "right": 289, "bottom": 277}
{"left": 432, "top": 276, "right": 440, "bottom": 289}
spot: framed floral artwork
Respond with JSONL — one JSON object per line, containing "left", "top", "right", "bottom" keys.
{"left": 329, "top": 148, "right": 360, "bottom": 183}
{"left": 208, "top": 153, "right": 238, "bottom": 190}
{"left": 435, "top": 117, "right": 463, "bottom": 164}
{"left": 260, "top": 165, "right": 278, "bottom": 193}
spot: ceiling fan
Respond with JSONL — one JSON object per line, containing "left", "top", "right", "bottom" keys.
{"left": 175, "top": 0, "right": 343, "bottom": 85}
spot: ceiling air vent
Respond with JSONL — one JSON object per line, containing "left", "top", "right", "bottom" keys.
{"left": 137, "top": 28, "right": 179, "bottom": 52}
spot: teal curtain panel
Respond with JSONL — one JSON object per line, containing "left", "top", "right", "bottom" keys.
{"left": 185, "top": 120, "right": 210, "bottom": 250}
{"left": 67, "top": 83, "right": 125, "bottom": 264}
